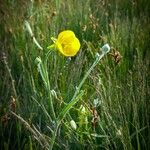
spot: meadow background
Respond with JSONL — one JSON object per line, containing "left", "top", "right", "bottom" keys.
{"left": 0, "top": 0, "right": 150, "bottom": 149}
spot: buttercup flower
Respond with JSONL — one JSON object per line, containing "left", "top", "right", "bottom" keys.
{"left": 49, "top": 30, "right": 81, "bottom": 57}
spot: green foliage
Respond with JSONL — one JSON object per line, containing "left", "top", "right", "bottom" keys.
{"left": 0, "top": 0, "right": 150, "bottom": 150}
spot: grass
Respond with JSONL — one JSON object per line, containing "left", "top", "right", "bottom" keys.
{"left": 0, "top": 0, "right": 150, "bottom": 149}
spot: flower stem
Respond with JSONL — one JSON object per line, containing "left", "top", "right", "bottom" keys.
{"left": 56, "top": 52, "right": 105, "bottom": 122}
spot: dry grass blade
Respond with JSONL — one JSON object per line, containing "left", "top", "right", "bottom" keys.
{"left": 10, "top": 111, "right": 50, "bottom": 149}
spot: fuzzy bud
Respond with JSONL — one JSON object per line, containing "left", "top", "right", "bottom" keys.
{"left": 70, "top": 120, "right": 77, "bottom": 130}
{"left": 101, "top": 43, "right": 110, "bottom": 54}
{"left": 35, "top": 57, "right": 42, "bottom": 65}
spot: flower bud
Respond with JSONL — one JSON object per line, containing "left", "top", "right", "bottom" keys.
{"left": 80, "top": 105, "right": 86, "bottom": 114}
{"left": 70, "top": 120, "right": 77, "bottom": 130}
{"left": 35, "top": 57, "right": 42, "bottom": 65}
{"left": 101, "top": 44, "right": 110, "bottom": 54}
{"left": 51, "top": 89, "right": 58, "bottom": 99}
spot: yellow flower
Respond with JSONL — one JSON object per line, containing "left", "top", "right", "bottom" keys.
{"left": 49, "top": 30, "right": 81, "bottom": 57}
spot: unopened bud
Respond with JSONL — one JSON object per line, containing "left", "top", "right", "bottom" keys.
{"left": 35, "top": 57, "right": 42, "bottom": 65}
{"left": 70, "top": 120, "right": 77, "bottom": 130}
{"left": 51, "top": 90, "right": 57, "bottom": 99}
{"left": 101, "top": 44, "right": 110, "bottom": 54}
{"left": 80, "top": 105, "right": 86, "bottom": 114}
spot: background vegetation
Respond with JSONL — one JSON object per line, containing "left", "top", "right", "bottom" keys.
{"left": 0, "top": 0, "right": 150, "bottom": 149}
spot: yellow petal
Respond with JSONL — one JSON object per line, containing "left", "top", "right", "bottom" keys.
{"left": 58, "top": 30, "right": 75, "bottom": 44}
{"left": 50, "top": 30, "right": 81, "bottom": 57}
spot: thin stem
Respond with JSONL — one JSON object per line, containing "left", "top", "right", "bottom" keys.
{"left": 3, "top": 54, "right": 17, "bottom": 98}
{"left": 49, "top": 124, "right": 60, "bottom": 150}
{"left": 48, "top": 53, "right": 106, "bottom": 150}
{"left": 36, "top": 51, "right": 56, "bottom": 120}
{"left": 72, "top": 53, "right": 104, "bottom": 101}
{"left": 44, "top": 50, "right": 56, "bottom": 120}
{"left": 57, "top": 53, "right": 105, "bottom": 122}
{"left": 25, "top": 20, "right": 43, "bottom": 50}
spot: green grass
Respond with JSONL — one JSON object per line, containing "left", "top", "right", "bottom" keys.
{"left": 0, "top": 0, "right": 150, "bottom": 150}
